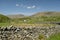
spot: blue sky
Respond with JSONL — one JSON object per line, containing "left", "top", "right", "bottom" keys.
{"left": 0, "top": 0, "right": 60, "bottom": 15}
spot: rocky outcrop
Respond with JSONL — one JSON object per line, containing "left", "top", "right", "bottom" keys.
{"left": 0, "top": 25, "right": 60, "bottom": 40}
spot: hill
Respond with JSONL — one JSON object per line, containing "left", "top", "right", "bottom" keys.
{"left": 7, "top": 14, "right": 25, "bottom": 19}
{"left": 0, "top": 12, "right": 60, "bottom": 24}
{"left": 31, "top": 12, "right": 60, "bottom": 17}
{"left": 28, "top": 12, "right": 60, "bottom": 23}
{"left": 0, "top": 14, "right": 10, "bottom": 23}
{"left": 7, "top": 12, "right": 60, "bottom": 24}
{"left": 0, "top": 12, "right": 60, "bottom": 26}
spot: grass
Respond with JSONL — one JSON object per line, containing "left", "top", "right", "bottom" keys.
{"left": 38, "top": 34, "right": 46, "bottom": 40}
{"left": 0, "top": 23, "right": 11, "bottom": 27}
{"left": 12, "top": 16, "right": 60, "bottom": 23}
{"left": 47, "top": 33, "right": 60, "bottom": 40}
{"left": 0, "top": 22, "right": 56, "bottom": 28}
{"left": 0, "top": 14, "right": 59, "bottom": 27}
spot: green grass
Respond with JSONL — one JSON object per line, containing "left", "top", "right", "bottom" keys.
{"left": 14, "top": 16, "right": 60, "bottom": 24}
{"left": 0, "top": 14, "right": 10, "bottom": 23}
{"left": 0, "top": 23, "right": 11, "bottom": 27}
{"left": 47, "top": 33, "right": 60, "bottom": 40}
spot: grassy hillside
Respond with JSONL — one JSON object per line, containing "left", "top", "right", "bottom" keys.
{"left": 32, "top": 12, "right": 60, "bottom": 17}
{"left": 8, "top": 12, "right": 60, "bottom": 24}
{"left": 13, "top": 16, "right": 60, "bottom": 24}
{"left": 0, "top": 12, "right": 60, "bottom": 26}
{"left": 0, "top": 14, "right": 10, "bottom": 23}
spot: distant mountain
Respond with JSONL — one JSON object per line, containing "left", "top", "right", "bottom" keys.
{"left": 7, "top": 14, "right": 25, "bottom": 19}
{"left": 0, "top": 14, "right": 10, "bottom": 22}
{"left": 31, "top": 12, "right": 60, "bottom": 17}
{"left": 6, "top": 12, "right": 60, "bottom": 18}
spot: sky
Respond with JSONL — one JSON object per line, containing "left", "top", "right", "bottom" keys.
{"left": 0, "top": 0, "right": 60, "bottom": 15}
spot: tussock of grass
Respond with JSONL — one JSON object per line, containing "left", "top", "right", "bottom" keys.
{"left": 47, "top": 33, "right": 60, "bottom": 40}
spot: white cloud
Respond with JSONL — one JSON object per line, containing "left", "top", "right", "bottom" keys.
{"left": 32, "top": 5, "right": 36, "bottom": 8}
{"left": 16, "top": 4, "right": 19, "bottom": 7}
{"left": 27, "top": 5, "right": 36, "bottom": 9}
{"left": 27, "top": 6, "right": 32, "bottom": 9}
{"left": 15, "top": 4, "right": 36, "bottom": 9}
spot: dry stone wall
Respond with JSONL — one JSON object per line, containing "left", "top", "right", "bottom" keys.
{"left": 0, "top": 25, "right": 60, "bottom": 40}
